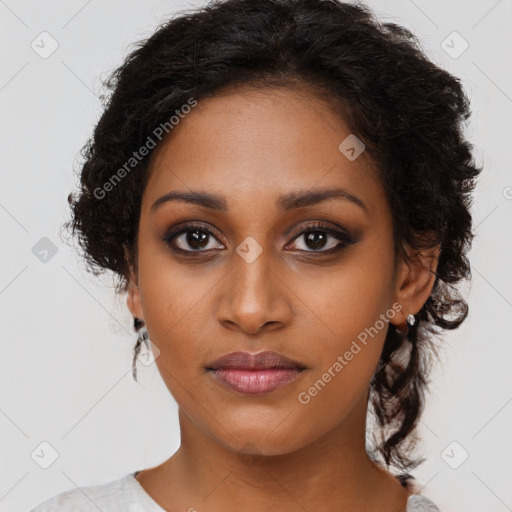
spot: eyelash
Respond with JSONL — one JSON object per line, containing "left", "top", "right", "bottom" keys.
{"left": 161, "top": 221, "right": 356, "bottom": 256}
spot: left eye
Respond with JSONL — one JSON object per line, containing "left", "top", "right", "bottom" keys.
{"left": 288, "top": 227, "right": 351, "bottom": 253}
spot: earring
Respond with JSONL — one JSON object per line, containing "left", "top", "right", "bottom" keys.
{"left": 132, "top": 318, "right": 150, "bottom": 382}
{"left": 396, "top": 313, "right": 416, "bottom": 336}
{"left": 133, "top": 316, "right": 145, "bottom": 331}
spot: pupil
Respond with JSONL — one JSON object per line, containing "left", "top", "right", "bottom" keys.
{"left": 187, "top": 230, "right": 209, "bottom": 249}
{"left": 306, "top": 231, "right": 326, "bottom": 250}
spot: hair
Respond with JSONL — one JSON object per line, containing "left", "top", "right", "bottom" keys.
{"left": 62, "top": 0, "right": 482, "bottom": 478}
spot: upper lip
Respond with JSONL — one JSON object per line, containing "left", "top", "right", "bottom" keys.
{"left": 206, "top": 351, "right": 307, "bottom": 371}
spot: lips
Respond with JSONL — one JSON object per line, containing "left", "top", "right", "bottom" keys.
{"left": 206, "top": 351, "right": 306, "bottom": 371}
{"left": 206, "top": 351, "right": 307, "bottom": 395}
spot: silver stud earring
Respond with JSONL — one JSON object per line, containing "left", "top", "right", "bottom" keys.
{"left": 396, "top": 313, "right": 416, "bottom": 336}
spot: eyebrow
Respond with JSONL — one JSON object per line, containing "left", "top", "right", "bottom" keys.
{"left": 150, "top": 187, "right": 368, "bottom": 214}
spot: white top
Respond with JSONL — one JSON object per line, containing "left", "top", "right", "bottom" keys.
{"left": 29, "top": 472, "right": 441, "bottom": 511}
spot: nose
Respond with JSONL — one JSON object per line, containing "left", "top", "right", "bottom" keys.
{"left": 216, "top": 249, "right": 292, "bottom": 336}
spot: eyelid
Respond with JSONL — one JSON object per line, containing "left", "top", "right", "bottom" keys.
{"left": 287, "top": 220, "right": 352, "bottom": 241}
{"left": 161, "top": 221, "right": 226, "bottom": 252}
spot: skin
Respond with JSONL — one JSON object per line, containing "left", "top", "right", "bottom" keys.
{"left": 125, "top": 84, "right": 439, "bottom": 512}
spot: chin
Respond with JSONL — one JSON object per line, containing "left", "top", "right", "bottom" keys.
{"left": 216, "top": 424, "right": 312, "bottom": 458}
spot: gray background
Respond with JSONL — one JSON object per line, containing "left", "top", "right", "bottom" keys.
{"left": 1, "top": 0, "right": 511, "bottom": 510}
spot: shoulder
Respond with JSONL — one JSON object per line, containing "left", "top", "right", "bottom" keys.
{"left": 406, "top": 493, "right": 441, "bottom": 511}
{"left": 28, "top": 473, "right": 145, "bottom": 512}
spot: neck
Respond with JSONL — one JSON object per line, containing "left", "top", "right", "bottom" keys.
{"left": 147, "top": 392, "right": 410, "bottom": 511}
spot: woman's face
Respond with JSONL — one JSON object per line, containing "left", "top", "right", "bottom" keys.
{"left": 127, "top": 85, "right": 422, "bottom": 456}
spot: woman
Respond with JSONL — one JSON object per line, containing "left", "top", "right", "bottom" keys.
{"left": 30, "top": 0, "right": 481, "bottom": 510}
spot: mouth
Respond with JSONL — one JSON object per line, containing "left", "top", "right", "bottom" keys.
{"left": 206, "top": 351, "right": 307, "bottom": 395}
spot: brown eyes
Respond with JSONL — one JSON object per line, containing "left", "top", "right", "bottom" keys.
{"left": 165, "top": 224, "right": 222, "bottom": 252}
{"left": 162, "top": 221, "right": 357, "bottom": 256}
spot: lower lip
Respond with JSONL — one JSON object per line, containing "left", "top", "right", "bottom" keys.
{"left": 209, "top": 368, "right": 304, "bottom": 394}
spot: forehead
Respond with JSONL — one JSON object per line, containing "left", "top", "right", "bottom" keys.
{"left": 143, "top": 85, "right": 384, "bottom": 219}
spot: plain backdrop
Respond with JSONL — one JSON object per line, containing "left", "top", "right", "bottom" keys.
{"left": 1, "top": 1, "right": 511, "bottom": 510}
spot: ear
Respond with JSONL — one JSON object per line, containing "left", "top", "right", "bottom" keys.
{"left": 391, "top": 241, "right": 441, "bottom": 328}
{"left": 124, "top": 246, "right": 144, "bottom": 322}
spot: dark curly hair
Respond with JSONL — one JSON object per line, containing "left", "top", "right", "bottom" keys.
{"left": 62, "top": 0, "right": 482, "bottom": 479}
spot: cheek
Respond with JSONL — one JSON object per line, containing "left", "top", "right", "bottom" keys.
{"left": 291, "top": 247, "right": 395, "bottom": 415}
{"left": 292, "top": 298, "right": 390, "bottom": 439}
{"left": 136, "top": 246, "right": 208, "bottom": 367}
{"left": 294, "top": 246, "right": 394, "bottom": 348}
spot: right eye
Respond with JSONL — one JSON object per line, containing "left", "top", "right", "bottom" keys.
{"left": 162, "top": 223, "right": 225, "bottom": 254}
